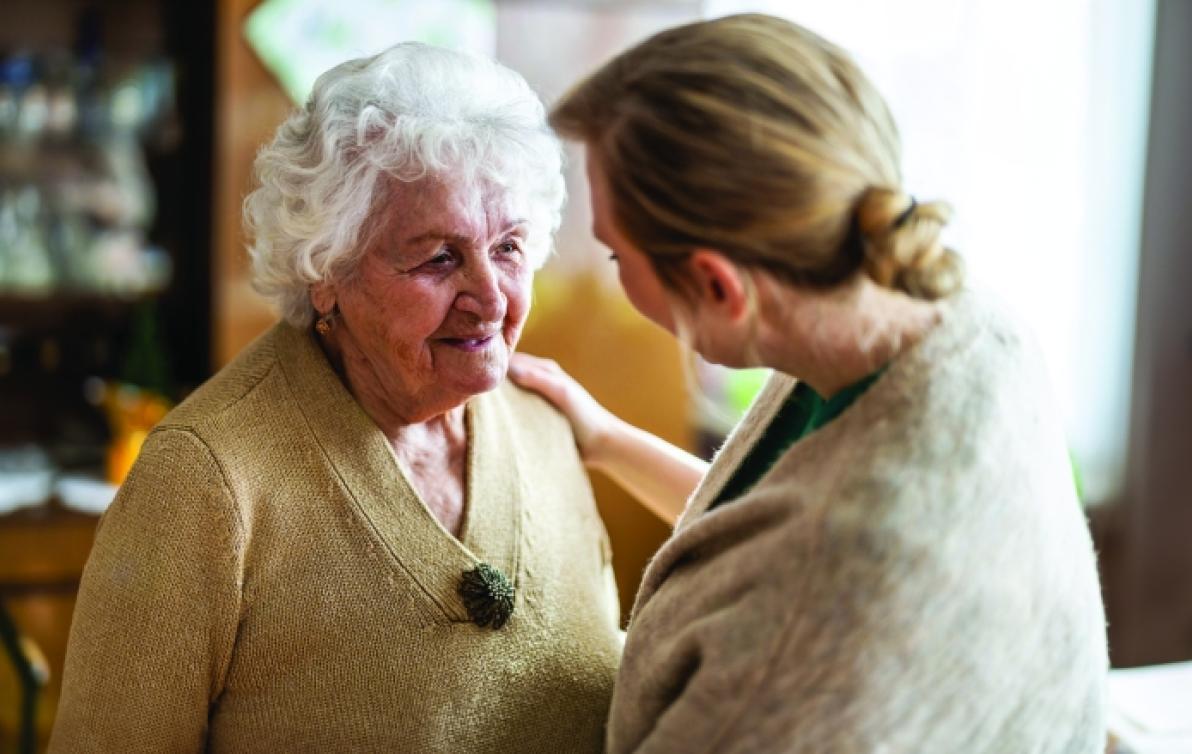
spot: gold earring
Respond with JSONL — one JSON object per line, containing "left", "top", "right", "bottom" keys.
{"left": 315, "top": 314, "right": 333, "bottom": 336}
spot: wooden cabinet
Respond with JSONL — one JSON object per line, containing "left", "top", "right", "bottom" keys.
{"left": 1, "top": 2, "right": 214, "bottom": 748}
{"left": 211, "top": 0, "right": 294, "bottom": 367}
{"left": 0, "top": 506, "right": 98, "bottom": 751}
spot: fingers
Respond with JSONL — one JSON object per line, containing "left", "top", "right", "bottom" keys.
{"left": 509, "top": 352, "right": 561, "bottom": 376}
{"left": 508, "top": 352, "right": 545, "bottom": 384}
{"left": 507, "top": 351, "right": 615, "bottom": 459}
{"left": 509, "top": 353, "right": 565, "bottom": 388}
{"left": 508, "top": 352, "right": 569, "bottom": 405}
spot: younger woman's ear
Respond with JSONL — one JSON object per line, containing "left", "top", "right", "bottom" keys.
{"left": 310, "top": 282, "right": 337, "bottom": 316}
{"left": 688, "top": 249, "right": 750, "bottom": 322}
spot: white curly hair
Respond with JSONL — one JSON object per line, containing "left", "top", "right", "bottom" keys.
{"left": 244, "top": 42, "right": 565, "bottom": 326}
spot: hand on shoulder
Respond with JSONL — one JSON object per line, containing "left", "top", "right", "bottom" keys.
{"left": 508, "top": 352, "right": 617, "bottom": 465}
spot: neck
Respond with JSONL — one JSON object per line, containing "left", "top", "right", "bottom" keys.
{"left": 754, "top": 275, "right": 941, "bottom": 398}
{"left": 316, "top": 329, "right": 466, "bottom": 441}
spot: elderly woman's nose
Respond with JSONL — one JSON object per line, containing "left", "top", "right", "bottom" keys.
{"left": 456, "top": 260, "right": 506, "bottom": 320}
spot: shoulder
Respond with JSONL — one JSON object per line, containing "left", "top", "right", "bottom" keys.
{"left": 98, "top": 425, "right": 244, "bottom": 551}
{"left": 128, "top": 324, "right": 312, "bottom": 521}
{"left": 157, "top": 325, "right": 301, "bottom": 459}
{"left": 491, "top": 378, "right": 575, "bottom": 437}
{"left": 846, "top": 288, "right": 1059, "bottom": 464}
{"left": 725, "top": 288, "right": 1074, "bottom": 553}
{"left": 747, "top": 289, "right": 1079, "bottom": 568}
{"left": 485, "top": 379, "right": 593, "bottom": 495}
{"left": 905, "top": 288, "right": 1048, "bottom": 403}
{"left": 121, "top": 426, "right": 230, "bottom": 498}
{"left": 163, "top": 324, "right": 286, "bottom": 430}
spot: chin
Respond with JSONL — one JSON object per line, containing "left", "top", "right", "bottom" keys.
{"left": 448, "top": 367, "right": 505, "bottom": 398}
{"left": 703, "top": 352, "right": 754, "bottom": 370}
{"left": 692, "top": 333, "right": 757, "bottom": 370}
{"left": 689, "top": 342, "right": 732, "bottom": 368}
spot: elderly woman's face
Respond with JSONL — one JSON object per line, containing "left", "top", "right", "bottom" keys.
{"left": 322, "top": 177, "right": 532, "bottom": 418}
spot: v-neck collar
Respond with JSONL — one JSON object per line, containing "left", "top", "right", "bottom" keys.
{"left": 273, "top": 322, "right": 524, "bottom": 623}
{"left": 678, "top": 372, "right": 799, "bottom": 527}
{"left": 705, "top": 369, "right": 885, "bottom": 511}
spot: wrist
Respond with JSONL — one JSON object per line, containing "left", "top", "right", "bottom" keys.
{"left": 581, "top": 410, "right": 624, "bottom": 472}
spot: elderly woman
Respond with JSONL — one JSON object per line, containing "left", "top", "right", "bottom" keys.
{"left": 511, "top": 14, "right": 1108, "bottom": 753}
{"left": 50, "top": 44, "right": 621, "bottom": 752}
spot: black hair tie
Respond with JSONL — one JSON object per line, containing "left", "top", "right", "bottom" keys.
{"left": 892, "top": 197, "right": 918, "bottom": 229}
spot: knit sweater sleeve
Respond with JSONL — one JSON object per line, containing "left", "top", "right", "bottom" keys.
{"left": 50, "top": 428, "right": 245, "bottom": 753}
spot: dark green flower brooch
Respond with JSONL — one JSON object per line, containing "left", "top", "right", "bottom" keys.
{"left": 458, "top": 563, "right": 515, "bottom": 629}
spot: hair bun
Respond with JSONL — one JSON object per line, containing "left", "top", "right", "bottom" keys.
{"left": 856, "top": 187, "right": 963, "bottom": 300}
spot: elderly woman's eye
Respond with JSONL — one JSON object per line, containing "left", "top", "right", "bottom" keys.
{"left": 426, "top": 251, "right": 455, "bottom": 266}
{"left": 495, "top": 241, "right": 521, "bottom": 256}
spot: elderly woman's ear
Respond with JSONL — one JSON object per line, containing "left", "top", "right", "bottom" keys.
{"left": 310, "top": 282, "right": 337, "bottom": 319}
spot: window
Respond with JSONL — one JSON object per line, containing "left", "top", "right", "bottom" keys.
{"left": 705, "top": 0, "right": 1157, "bottom": 503}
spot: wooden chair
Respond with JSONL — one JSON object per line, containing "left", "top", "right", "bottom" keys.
{"left": 0, "top": 602, "right": 48, "bottom": 754}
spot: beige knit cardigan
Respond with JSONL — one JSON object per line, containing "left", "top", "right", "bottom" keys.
{"left": 608, "top": 291, "right": 1108, "bottom": 754}
{"left": 50, "top": 323, "right": 623, "bottom": 753}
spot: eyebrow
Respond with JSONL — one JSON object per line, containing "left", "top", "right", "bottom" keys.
{"left": 400, "top": 230, "right": 467, "bottom": 248}
{"left": 399, "top": 219, "right": 529, "bottom": 249}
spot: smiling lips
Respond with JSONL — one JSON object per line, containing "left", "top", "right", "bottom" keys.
{"left": 441, "top": 334, "right": 496, "bottom": 352}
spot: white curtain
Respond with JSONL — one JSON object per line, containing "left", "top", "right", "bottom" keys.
{"left": 703, "top": 0, "right": 1156, "bottom": 504}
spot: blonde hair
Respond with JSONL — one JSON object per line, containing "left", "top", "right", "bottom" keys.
{"left": 551, "top": 13, "right": 962, "bottom": 300}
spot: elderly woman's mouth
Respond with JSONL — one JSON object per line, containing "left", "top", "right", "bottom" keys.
{"left": 441, "top": 335, "right": 496, "bottom": 352}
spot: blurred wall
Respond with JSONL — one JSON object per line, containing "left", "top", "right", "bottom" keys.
{"left": 212, "top": 0, "right": 291, "bottom": 364}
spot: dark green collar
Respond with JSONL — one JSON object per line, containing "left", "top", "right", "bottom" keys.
{"left": 801, "top": 369, "right": 885, "bottom": 437}
{"left": 709, "top": 369, "right": 884, "bottom": 509}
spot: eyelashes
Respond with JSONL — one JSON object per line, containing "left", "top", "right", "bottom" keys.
{"left": 408, "top": 240, "right": 525, "bottom": 273}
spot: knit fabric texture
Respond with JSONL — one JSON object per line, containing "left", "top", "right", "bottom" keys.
{"left": 607, "top": 290, "right": 1108, "bottom": 754}
{"left": 50, "top": 322, "right": 623, "bottom": 753}
{"left": 710, "top": 369, "right": 883, "bottom": 510}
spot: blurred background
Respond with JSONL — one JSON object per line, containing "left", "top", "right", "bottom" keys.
{"left": 0, "top": 0, "right": 1188, "bottom": 749}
